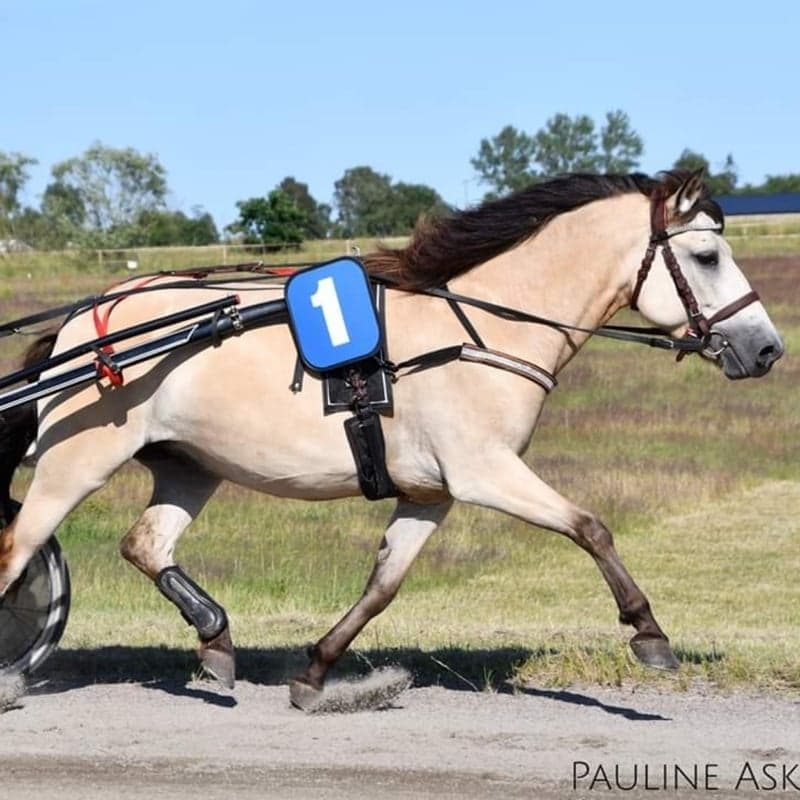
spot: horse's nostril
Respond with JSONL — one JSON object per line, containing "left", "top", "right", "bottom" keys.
{"left": 757, "top": 344, "right": 782, "bottom": 368}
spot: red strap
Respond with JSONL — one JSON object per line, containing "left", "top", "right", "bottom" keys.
{"left": 92, "top": 276, "right": 162, "bottom": 387}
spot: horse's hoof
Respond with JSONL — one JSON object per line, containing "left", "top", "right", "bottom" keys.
{"left": 289, "top": 678, "right": 322, "bottom": 711}
{"left": 630, "top": 636, "right": 680, "bottom": 671}
{"left": 198, "top": 627, "right": 236, "bottom": 689}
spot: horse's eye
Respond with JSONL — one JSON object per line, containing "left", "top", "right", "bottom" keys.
{"left": 695, "top": 251, "right": 719, "bottom": 267}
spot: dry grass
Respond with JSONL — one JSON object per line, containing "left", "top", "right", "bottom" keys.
{"left": 4, "top": 252, "right": 800, "bottom": 693}
{"left": 725, "top": 215, "right": 800, "bottom": 257}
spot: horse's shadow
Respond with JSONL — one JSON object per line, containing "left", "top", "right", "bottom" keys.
{"left": 30, "top": 644, "right": 669, "bottom": 720}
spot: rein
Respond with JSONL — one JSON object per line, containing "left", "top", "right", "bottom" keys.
{"left": 411, "top": 285, "right": 707, "bottom": 354}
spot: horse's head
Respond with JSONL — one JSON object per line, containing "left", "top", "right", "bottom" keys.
{"left": 630, "top": 169, "right": 784, "bottom": 379}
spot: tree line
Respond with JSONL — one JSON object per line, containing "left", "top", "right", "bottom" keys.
{"left": 2, "top": 116, "right": 798, "bottom": 251}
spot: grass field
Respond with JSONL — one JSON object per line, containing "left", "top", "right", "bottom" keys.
{"left": 2, "top": 244, "right": 799, "bottom": 693}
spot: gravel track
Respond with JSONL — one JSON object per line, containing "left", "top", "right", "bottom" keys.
{"left": 2, "top": 677, "right": 799, "bottom": 799}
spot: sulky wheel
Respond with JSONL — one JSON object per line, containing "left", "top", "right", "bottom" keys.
{"left": 0, "top": 535, "right": 70, "bottom": 675}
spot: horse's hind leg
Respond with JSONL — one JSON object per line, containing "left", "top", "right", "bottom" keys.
{"left": 290, "top": 498, "right": 452, "bottom": 708}
{"left": 0, "top": 431, "right": 140, "bottom": 595}
{"left": 447, "top": 450, "right": 678, "bottom": 670}
{"left": 120, "top": 450, "right": 232, "bottom": 686}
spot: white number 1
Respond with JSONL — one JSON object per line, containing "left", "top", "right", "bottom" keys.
{"left": 310, "top": 277, "right": 350, "bottom": 347}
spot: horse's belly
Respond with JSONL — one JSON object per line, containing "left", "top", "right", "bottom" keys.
{"left": 172, "top": 437, "right": 362, "bottom": 500}
{"left": 151, "top": 330, "right": 365, "bottom": 500}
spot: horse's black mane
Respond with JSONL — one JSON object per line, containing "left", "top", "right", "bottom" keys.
{"left": 363, "top": 170, "right": 722, "bottom": 291}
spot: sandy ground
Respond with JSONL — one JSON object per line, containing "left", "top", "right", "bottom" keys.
{"left": 1, "top": 674, "right": 799, "bottom": 800}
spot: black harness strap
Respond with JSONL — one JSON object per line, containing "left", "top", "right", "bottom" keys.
{"left": 388, "top": 345, "right": 464, "bottom": 375}
{"left": 343, "top": 366, "right": 399, "bottom": 500}
{"left": 290, "top": 356, "right": 305, "bottom": 393}
{"left": 444, "top": 284, "right": 486, "bottom": 348}
{"left": 0, "top": 300, "right": 95, "bottom": 338}
{"left": 415, "top": 286, "right": 707, "bottom": 354}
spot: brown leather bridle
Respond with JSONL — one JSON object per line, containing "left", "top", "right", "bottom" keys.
{"left": 630, "top": 190, "right": 760, "bottom": 344}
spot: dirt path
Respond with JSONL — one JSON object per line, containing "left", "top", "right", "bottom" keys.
{"left": 2, "top": 677, "right": 799, "bottom": 799}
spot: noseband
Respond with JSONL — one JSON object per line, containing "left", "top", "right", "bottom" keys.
{"left": 629, "top": 191, "right": 760, "bottom": 342}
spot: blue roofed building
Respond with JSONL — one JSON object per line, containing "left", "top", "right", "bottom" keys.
{"left": 715, "top": 193, "right": 800, "bottom": 216}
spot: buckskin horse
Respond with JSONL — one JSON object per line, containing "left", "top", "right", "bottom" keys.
{"left": 0, "top": 169, "right": 784, "bottom": 707}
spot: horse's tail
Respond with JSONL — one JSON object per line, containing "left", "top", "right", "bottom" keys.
{"left": 0, "top": 332, "right": 58, "bottom": 525}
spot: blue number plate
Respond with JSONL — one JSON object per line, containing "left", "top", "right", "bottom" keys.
{"left": 285, "top": 258, "right": 382, "bottom": 372}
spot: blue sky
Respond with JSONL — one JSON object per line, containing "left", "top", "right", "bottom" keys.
{"left": 2, "top": 1, "right": 798, "bottom": 230}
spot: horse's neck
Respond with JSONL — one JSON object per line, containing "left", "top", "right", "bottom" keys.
{"left": 449, "top": 194, "right": 646, "bottom": 372}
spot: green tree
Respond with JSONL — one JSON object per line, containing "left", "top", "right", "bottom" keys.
{"left": 49, "top": 143, "right": 168, "bottom": 245}
{"left": 739, "top": 174, "right": 800, "bottom": 194}
{"left": 36, "top": 181, "right": 86, "bottom": 247}
{"left": 278, "top": 177, "right": 330, "bottom": 239}
{"left": 131, "top": 208, "right": 219, "bottom": 246}
{"left": 470, "top": 125, "right": 537, "bottom": 199}
{"left": 227, "top": 189, "right": 308, "bottom": 248}
{"left": 42, "top": 181, "right": 86, "bottom": 228}
{"left": 333, "top": 166, "right": 395, "bottom": 236}
{"left": 673, "top": 149, "right": 737, "bottom": 195}
{"left": 390, "top": 182, "right": 451, "bottom": 231}
{"left": 472, "top": 111, "right": 645, "bottom": 199}
{"left": 333, "top": 167, "right": 450, "bottom": 236}
{"left": 0, "top": 151, "right": 38, "bottom": 235}
{"left": 598, "top": 110, "right": 644, "bottom": 174}
{"left": 533, "top": 112, "right": 599, "bottom": 176}
{"left": 7, "top": 208, "right": 47, "bottom": 248}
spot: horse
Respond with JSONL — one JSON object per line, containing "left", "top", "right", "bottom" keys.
{"left": 0, "top": 169, "right": 784, "bottom": 707}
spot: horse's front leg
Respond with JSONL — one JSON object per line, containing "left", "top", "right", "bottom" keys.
{"left": 446, "top": 449, "right": 678, "bottom": 670}
{"left": 290, "top": 498, "right": 452, "bottom": 709}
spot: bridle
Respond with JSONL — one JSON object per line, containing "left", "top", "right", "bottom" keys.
{"left": 630, "top": 188, "right": 760, "bottom": 348}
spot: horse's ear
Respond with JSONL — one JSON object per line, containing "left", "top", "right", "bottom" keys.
{"left": 667, "top": 168, "right": 706, "bottom": 218}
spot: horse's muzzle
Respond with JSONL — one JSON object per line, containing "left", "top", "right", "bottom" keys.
{"left": 716, "top": 327, "right": 785, "bottom": 379}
